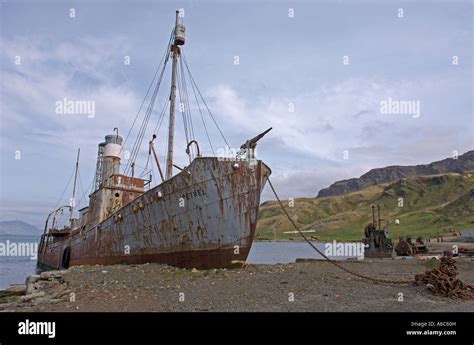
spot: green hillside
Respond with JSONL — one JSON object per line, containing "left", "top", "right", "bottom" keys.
{"left": 256, "top": 171, "right": 474, "bottom": 241}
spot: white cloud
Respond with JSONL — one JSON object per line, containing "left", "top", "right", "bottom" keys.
{"left": 1, "top": 35, "right": 140, "bottom": 156}
{"left": 205, "top": 77, "right": 472, "bottom": 199}
{"left": 207, "top": 77, "right": 470, "bottom": 160}
{"left": 0, "top": 18, "right": 472, "bottom": 224}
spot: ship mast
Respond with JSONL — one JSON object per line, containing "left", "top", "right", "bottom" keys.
{"left": 166, "top": 11, "right": 185, "bottom": 179}
{"left": 69, "top": 148, "right": 80, "bottom": 226}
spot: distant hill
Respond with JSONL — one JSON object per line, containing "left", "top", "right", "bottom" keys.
{"left": 317, "top": 150, "right": 474, "bottom": 198}
{"left": 257, "top": 171, "right": 474, "bottom": 241}
{"left": 0, "top": 220, "right": 42, "bottom": 236}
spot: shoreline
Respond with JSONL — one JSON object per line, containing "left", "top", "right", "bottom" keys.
{"left": 1, "top": 255, "right": 473, "bottom": 312}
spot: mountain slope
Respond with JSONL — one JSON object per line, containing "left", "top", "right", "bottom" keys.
{"left": 0, "top": 220, "right": 42, "bottom": 236}
{"left": 257, "top": 171, "right": 474, "bottom": 241}
{"left": 317, "top": 150, "right": 474, "bottom": 198}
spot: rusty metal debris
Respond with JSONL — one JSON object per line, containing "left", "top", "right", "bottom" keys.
{"left": 362, "top": 205, "right": 393, "bottom": 258}
{"left": 459, "top": 247, "right": 474, "bottom": 256}
{"left": 395, "top": 236, "right": 428, "bottom": 256}
{"left": 415, "top": 257, "right": 474, "bottom": 299}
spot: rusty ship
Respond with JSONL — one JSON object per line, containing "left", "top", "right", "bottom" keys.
{"left": 37, "top": 11, "right": 271, "bottom": 270}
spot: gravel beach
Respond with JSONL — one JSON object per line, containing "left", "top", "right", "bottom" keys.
{"left": 2, "top": 256, "right": 473, "bottom": 312}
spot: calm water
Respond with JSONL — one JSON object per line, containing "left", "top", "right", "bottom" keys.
{"left": 0, "top": 235, "right": 40, "bottom": 290}
{"left": 247, "top": 241, "right": 355, "bottom": 264}
{"left": 0, "top": 236, "right": 355, "bottom": 290}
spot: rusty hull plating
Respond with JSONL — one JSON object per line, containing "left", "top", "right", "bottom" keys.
{"left": 38, "top": 157, "right": 271, "bottom": 269}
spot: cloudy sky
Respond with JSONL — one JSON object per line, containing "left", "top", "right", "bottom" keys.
{"left": 0, "top": 0, "right": 472, "bottom": 228}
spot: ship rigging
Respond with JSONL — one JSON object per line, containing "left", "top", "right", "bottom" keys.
{"left": 118, "top": 11, "right": 231, "bottom": 190}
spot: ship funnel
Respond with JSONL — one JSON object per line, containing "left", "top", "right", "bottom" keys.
{"left": 94, "top": 133, "right": 123, "bottom": 190}
{"left": 103, "top": 134, "right": 123, "bottom": 156}
{"left": 102, "top": 134, "right": 123, "bottom": 184}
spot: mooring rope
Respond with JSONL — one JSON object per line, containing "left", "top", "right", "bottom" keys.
{"left": 267, "top": 178, "right": 413, "bottom": 286}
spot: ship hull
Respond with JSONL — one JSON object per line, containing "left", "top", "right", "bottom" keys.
{"left": 38, "top": 157, "right": 270, "bottom": 269}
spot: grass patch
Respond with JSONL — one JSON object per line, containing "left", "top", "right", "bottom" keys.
{"left": 257, "top": 172, "right": 474, "bottom": 242}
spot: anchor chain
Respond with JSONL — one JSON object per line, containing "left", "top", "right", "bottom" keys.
{"left": 267, "top": 178, "right": 414, "bottom": 286}
{"left": 415, "top": 257, "right": 474, "bottom": 299}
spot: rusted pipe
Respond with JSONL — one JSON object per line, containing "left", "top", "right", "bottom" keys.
{"left": 186, "top": 140, "right": 201, "bottom": 163}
